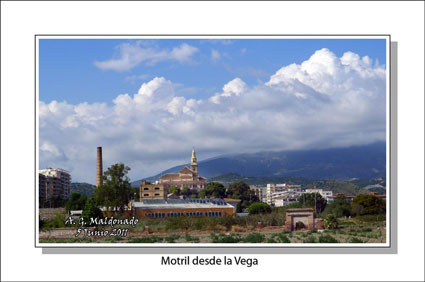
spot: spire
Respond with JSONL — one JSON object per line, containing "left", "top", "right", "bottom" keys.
{"left": 191, "top": 147, "right": 198, "bottom": 176}
{"left": 191, "top": 147, "right": 197, "bottom": 162}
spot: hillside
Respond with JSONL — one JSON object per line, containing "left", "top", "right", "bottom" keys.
{"left": 131, "top": 142, "right": 386, "bottom": 187}
{"left": 209, "top": 173, "right": 317, "bottom": 186}
{"left": 70, "top": 182, "right": 96, "bottom": 197}
{"left": 209, "top": 173, "right": 384, "bottom": 195}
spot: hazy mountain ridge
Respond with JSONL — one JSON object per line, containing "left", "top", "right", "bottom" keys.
{"left": 131, "top": 142, "right": 386, "bottom": 187}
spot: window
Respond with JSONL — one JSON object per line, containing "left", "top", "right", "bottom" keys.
{"left": 154, "top": 193, "right": 160, "bottom": 196}
{"left": 143, "top": 187, "right": 149, "bottom": 191}
{"left": 144, "top": 194, "right": 149, "bottom": 197}
{"left": 154, "top": 187, "right": 160, "bottom": 190}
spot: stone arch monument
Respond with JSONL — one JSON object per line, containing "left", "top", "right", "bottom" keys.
{"left": 285, "top": 208, "right": 315, "bottom": 231}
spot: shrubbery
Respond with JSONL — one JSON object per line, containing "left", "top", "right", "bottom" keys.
{"left": 323, "top": 214, "right": 339, "bottom": 230}
{"left": 318, "top": 234, "right": 339, "bottom": 243}
{"left": 275, "top": 233, "right": 291, "bottom": 243}
{"left": 303, "top": 236, "right": 317, "bottom": 243}
{"left": 210, "top": 233, "right": 242, "bottom": 243}
{"left": 248, "top": 202, "right": 272, "bottom": 215}
{"left": 184, "top": 234, "right": 200, "bottom": 243}
{"left": 81, "top": 197, "right": 104, "bottom": 226}
{"left": 351, "top": 194, "right": 385, "bottom": 216}
{"left": 42, "top": 213, "right": 67, "bottom": 229}
{"left": 243, "top": 233, "right": 265, "bottom": 243}
{"left": 128, "top": 236, "right": 163, "bottom": 243}
{"left": 349, "top": 237, "right": 364, "bottom": 243}
{"left": 164, "top": 234, "right": 181, "bottom": 243}
{"left": 322, "top": 194, "right": 351, "bottom": 217}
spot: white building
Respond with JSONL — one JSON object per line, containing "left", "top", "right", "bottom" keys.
{"left": 272, "top": 190, "right": 301, "bottom": 207}
{"left": 265, "top": 183, "right": 302, "bottom": 206}
{"left": 39, "top": 167, "right": 71, "bottom": 200}
{"left": 304, "top": 188, "right": 333, "bottom": 202}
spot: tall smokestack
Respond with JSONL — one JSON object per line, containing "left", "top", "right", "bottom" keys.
{"left": 96, "top": 147, "right": 103, "bottom": 187}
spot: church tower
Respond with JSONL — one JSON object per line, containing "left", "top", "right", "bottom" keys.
{"left": 191, "top": 148, "right": 198, "bottom": 177}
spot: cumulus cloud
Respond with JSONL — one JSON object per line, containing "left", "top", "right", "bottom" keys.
{"left": 209, "top": 78, "right": 247, "bottom": 104}
{"left": 94, "top": 42, "right": 198, "bottom": 71}
{"left": 40, "top": 48, "right": 386, "bottom": 183}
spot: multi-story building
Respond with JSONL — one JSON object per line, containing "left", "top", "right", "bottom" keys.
{"left": 272, "top": 191, "right": 302, "bottom": 207}
{"left": 139, "top": 180, "right": 167, "bottom": 200}
{"left": 304, "top": 188, "right": 333, "bottom": 202}
{"left": 39, "top": 168, "right": 71, "bottom": 201}
{"left": 249, "top": 185, "right": 264, "bottom": 201}
{"left": 265, "top": 183, "right": 302, "bottom": 206}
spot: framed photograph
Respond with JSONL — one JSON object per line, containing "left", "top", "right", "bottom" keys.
{"left": 36, "top": 35, "right": 394, "bottom": 250}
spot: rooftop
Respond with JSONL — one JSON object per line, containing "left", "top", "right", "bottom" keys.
{"left": 131, "top": 198, "right": 234, "bottom": 210}
{"left": 39, "top": 167, "right": 71, "bottom": 174}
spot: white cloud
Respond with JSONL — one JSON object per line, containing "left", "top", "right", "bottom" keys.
{"left": 211, "top": 49, "right": 221, "bottom": 62}
{"left": 209, "top": 78, "right": 247, "bottom": 104}
{"left": 94, "top": 42, "right": 198, "bottom": 71}
{"left": 40, "top": 48, "right": 386, "bottom": 183}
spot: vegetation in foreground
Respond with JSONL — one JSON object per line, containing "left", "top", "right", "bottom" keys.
{"left": 40, "top": 162, "right": 386, "bottom": 244}
{"left": 40, "top": 215, "right": 386, "bottom": 244}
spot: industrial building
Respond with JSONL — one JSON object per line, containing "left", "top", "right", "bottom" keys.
{"left": 39, "top": 167, "right": 71, "bottom": 201}
{"left": 129, "top": 198, "right": 235, "bottom": 218}
{"left": 139, "top": 180, "right": 167, "bottom": 200}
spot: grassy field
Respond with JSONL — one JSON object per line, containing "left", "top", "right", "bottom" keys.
{"left": 39, "top": 214, "right": 386, "bottom": 244}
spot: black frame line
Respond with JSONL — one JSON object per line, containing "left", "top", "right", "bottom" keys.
{"left": 34, "top": 34, "right": 392, "bottom": 249}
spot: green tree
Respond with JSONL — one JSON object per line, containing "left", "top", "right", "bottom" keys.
{"left": 323, "top": 214, "right": 339, "bottom": 230}
{"left": 298, "top": 193, "right": 327, "bottom": 214}
{"left": 81, "top": 197, "right": 103, "bottom": 226}
{"left": 129, "top": 187, "right": 138, "bottom": 201}
{"left": 226, "top": 181, "right": 259, "bottom": 212}
{"left": 167, "top": 186, "right": 181, "bottom": 195}
{"left": 199, "top": 182, "right": 226, "bottom": 198}
{"left": 351, "top": 194, "right": 385, "bottom": 216}
{"left": 94, "top": 163, "right": 131, "bottom": 212}
{"left": 248, "top": 202, "right": 272, "bottom": 215}
{"left": 179, "top": 186, "right": 198, "bottom": 198}
{"left": 322, "top": 194, "right": 351, "bottom": 217}
{"left": 65, "top": 192, "right": 87, "bottom": 211}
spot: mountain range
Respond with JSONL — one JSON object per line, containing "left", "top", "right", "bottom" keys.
{"left": 131, "top": 142, "right": 386, "bottom": 187}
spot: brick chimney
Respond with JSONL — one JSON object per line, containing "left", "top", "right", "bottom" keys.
{"left": 96, "top": 147, "right": 103, "bottom": 187}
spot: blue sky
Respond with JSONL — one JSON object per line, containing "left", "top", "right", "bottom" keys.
{"left": 40, "top": 38, "right": 386, "bottom": 104}
{"left": 39, "top": 38, "right": 387, "bottom": 183}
